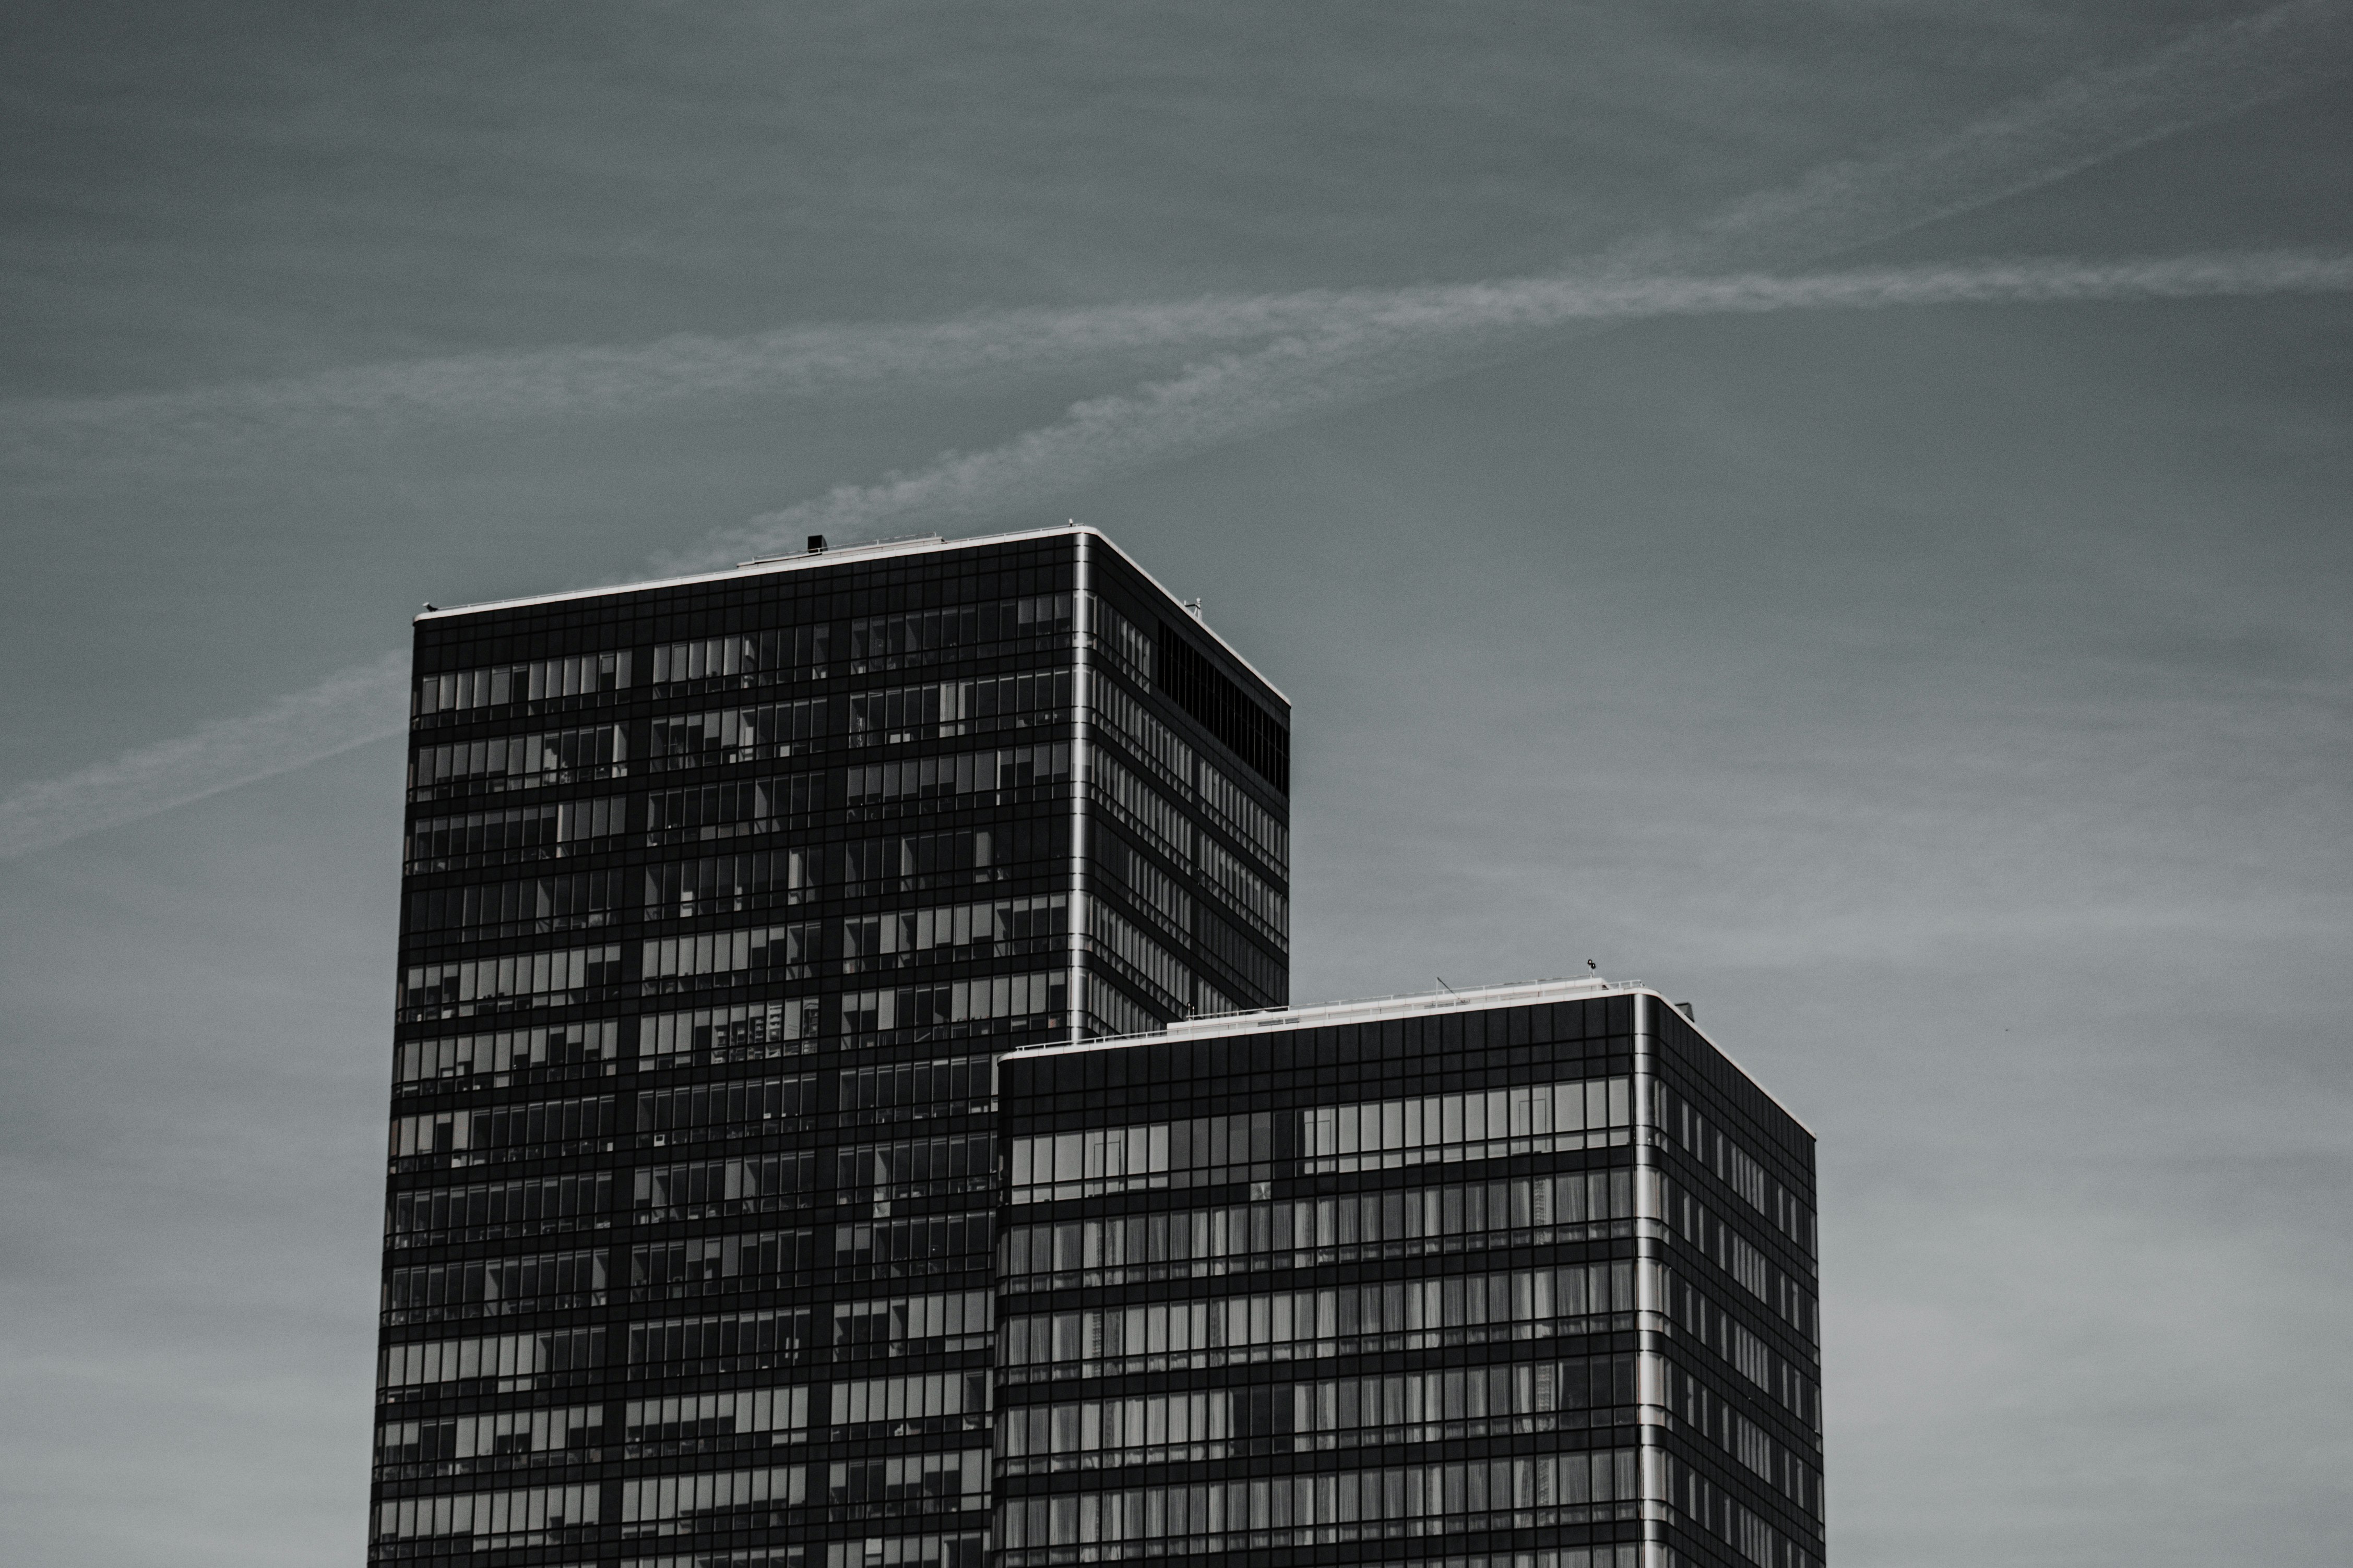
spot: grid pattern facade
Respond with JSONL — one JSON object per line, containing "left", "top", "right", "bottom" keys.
{"left": 994, "top": 991, "right": 1825, "bottom": 1568}
{"left": 371, "top": 529, "right": 1291, "bottom": 1568}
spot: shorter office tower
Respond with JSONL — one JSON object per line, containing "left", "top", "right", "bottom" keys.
{"left": 993, "top": 978, "right": 1825, "bottom": 1568}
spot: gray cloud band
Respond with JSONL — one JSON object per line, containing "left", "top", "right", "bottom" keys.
{"left": 7, "top": 2, "right": 2342, "bottom": 472}
{"left": 4, "top": 0, "right": 2349, "bottom": 860}
{"left": 683, "top": 250, "right": 2353, "bottom": 570}
{"left": 6, "top": 252, "right": 2348, "bottom": 862}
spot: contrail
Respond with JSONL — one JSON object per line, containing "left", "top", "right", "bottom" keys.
{"left": 0, "top": 296, "right": 1385, "bottom": 471}
{"left": 0, "top": 651, "right": 410, "bottom": 862}
{"left": 5, "top": 1, "right": 2349, "bottom": 860}
{"left": 6, "top": 3, "right": 2339, "bottom": 473}
{"left": 675, "top": 250, "right": 2353, "bottom": 568}
{"left": 6, "top": 254, "right": 2346, "bottom": 861}
{"left": 668, "top": 0, "right": 2353, "bottom": 564}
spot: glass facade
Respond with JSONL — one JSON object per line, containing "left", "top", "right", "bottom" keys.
{"left": 372, "top": 527, "right": 1292, "bottom": 1567}
{"left": 996, "top": 987, "right": 1825, "bottom": 1568}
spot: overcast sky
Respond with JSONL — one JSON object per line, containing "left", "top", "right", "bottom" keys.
{"left": 3, "top": 4, "right": 2350, "bottom": 1565}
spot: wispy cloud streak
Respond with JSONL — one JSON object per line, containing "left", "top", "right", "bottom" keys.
{"left": 8, "top": 3, "right": 2341, "bottom": 474}
{"left": 6, "top": 0, "right": 2350, "bottom": 859}
{"left": 0, "top": 652, "right": 411, "bottom": 861}
{"left": 6, "top": 253, "right": 2345, "bottom": 861}
{"left": 0, "top": 300, "right": 1370, "bottom": 470}
{"left": 683, "top": 249, "right": 2353, "bottom": 568}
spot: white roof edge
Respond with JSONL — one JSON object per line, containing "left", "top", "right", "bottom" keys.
{"left": 412, "top": 523, "right": 1288, "bottom": 708}
{"left": 1009, "top": 976, "right": 1815, "bottom": 1140}
{"left": 1078, "top": 530, "right": 1290, "bottom": 707}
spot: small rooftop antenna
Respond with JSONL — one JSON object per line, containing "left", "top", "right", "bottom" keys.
{"left": 1435, "top": 976, "right": 1457, "bottom": 995}
{"left": 1183, "top": 597, "right": 1205, "bottom": 620}
{"left": 1587, "top": 959, "right": 1597, "bottom": 971}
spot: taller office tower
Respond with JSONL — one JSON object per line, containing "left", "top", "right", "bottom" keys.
{"left": 370, "top": 527, "right": 1292, "bottom": 1568}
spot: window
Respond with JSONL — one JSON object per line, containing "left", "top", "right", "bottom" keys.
{"left": 833, "top": 1216, "right": 995, "bottom": 1282}
{"left": 631, "top": 1229, "right": 816, "bottom": 1291}
{"left": 640, "top": 921, "right": 819, "bottom": 988}
{"left": 646, "top": 847, "right": 821, "bottom": 915}
{"left": 1086, "top": 901, "right": 1192, "bottom": 1011}
{"left": 996, "top": 1450, "right": 1636, "bottom": 1561}
{"left": 378, "top": 1327, "right": 604, "bottom": 1394}
{"left": 811, "top": 1533, "right": 985, "bottom": 1568}
{"left": 1009, "top": 1076, "right": 1634, "bottom": 1201}
{"left": 1002, "top": 1263, "right": 1638, "bottom": 1380}
{"left": 829, "top": 1291, "right": 992, "bottom": 1355}
{"left": 1090, "top": 755, "right": 1189, "bottom": 867}
{"left": 1651, "top": 1453, "right": 1820, "bottom": 1567}
{"left": 398, "top": 945, "right": 623, "bottom": 1020}
{"left": 389, "top": 1094, "right": 617, "bottom": 1165}
{"left": 621, "top": 1466, "right": 806, "bottom": 1536}
{"left": 651, "top": 627, "right": 829, "bottom": 689}
{"left": 638, "top": 1000, "right": 815, "bottom": 1068}
{"left": 826, "top": 1450, "right": 990, "bottom": 1515}
{"left": 636, "top": 1075, "right": 815, "bottom": 1144}
{"left": 1084, "top": 670, "right": 1190, "bottom": 792}
{"left": 1198, "top": 759, "right": 1287, "bottom": 871}
{"left": 848, "top": 594, "right": 1073, "bottom": 672}
{"left": 840, "top": 894, "right": 1067, "bottom": 969}
{"left": 394, "top": 1021, "right": 617, "bottom": 1090}
{"left": 624, "top": 1387, "right": 810, "bottom": 1455}
{"left": 849, "top": 669, "right": 1073, "bottom": 745}
{"left": 839, "top": 971, "right": 1067, "bottom": 1044}
{"left": 373, "top": 1483, "right": 599, "bottom": 1547}
{"left": 1099, "top": 835, "right": 1191, "bottom": 940}
{"left": 384, "top": 1248, "right": 607, "bottom": 1321}
{"left": 1083, "top": 975, "right": 1160, "bottom": 1040}
{"left": 836, "top": 1054, "right": 994, "bottom": 1122}
{"left": 1196, "top": 908, "right": 1284, "bottom": 1003}
{"left": 1665, "top": 1085, "right": 1813, "bottom": 1254}
{"left": 1155, "top": 622, "right": 1288, "bottom": 792}
{"left": 1728, "top": 1233, "right": 1770, "bottom": 1301}
{"left": 650, "top": 699, "right": 828, "bottom": 768}
{"left": 1199, "top": 836, "right": 1286, "bottom": 941}
{"left": 407, "top": 870, "right": 630, "bottom": 940}
{"left": 842, "top": 743, "right": 1071, "bottom": 806}
{"left": 405, "top": 797, "right": 623, "bottom": 870}
{"left": 386, "top": 1171, "right": 614, "bottom": 1247}
{"left": 834, "top": 1133, "right": 995, "bottom": 1202}
{"left": 646, "top": 772, "right": 825, "bottom": 842}
{"left": 627, "top": 1309, "right": 815, "bottom": 1374}
{"left": 1001, "top": 1169, "right": 1636, "bottom": 1289}
{"left": 1000, "top": 1354, "right": 1644, "bottom": 1470}
{"left": 1088, "top": 597, "right": 1156, "bottom": 689}
{"left": 1657, "top": 1170, "right": 1816, "bottom": 1340}
{"left": 413, "top": 651, "right": 631, "bottom": 717}
{"left": 409, "top": 724, "right": 627, "bottom": 799}
{"left": 829, "top": 1371, "right": 990, "bottom": 1437}
{"left": 633, "top": 1154, "right": 816, "bottom": 1219}
{"left": 374, "top": 1405, "right": 601, "bottom": 1473}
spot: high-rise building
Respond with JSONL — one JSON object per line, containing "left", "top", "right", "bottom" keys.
{"left": 371, "top": 526, "right": 1293, "bottom": 1568}
{"left": 995, "top": 979, "right": 1826, "bottom": 1568}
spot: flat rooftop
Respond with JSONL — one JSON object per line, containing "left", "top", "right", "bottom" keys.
{"left": 1010, "top": 974, "right": 1812, "bottom": 1135}
{"left": 1011, "top": 975, "right": 1644, "bottom": 1058}
{"left": 413, "top": 522, "right": 1285, "bottom": 703}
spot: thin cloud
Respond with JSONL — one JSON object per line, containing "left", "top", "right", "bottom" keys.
{"left": 682, "top": 250, "right": 2353, "bottom": 568}
{"left": 0, "top": 652, "right": 410, "bottom": 862}
{"left": 8, "top": 254, "right": 2347, "bottom": 863}
{"left": 0, "top": 298, "right": 1368, "bottom": 470}
{"left": 6, "top": 2, "right": 2339, "bottom": 474}
{"left": 5, "top": 0, "right": 2349, "bottom": 859}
